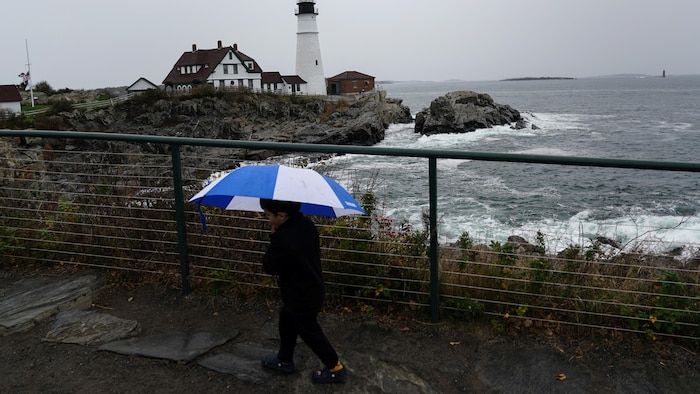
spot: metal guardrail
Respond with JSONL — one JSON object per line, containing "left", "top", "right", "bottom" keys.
{"left": 21, "top": 108, "right": 49, "bottom": 116}
{"left": 21, "top": 93, "right": 136, "bottom": 116}
{"left": 1, "top": 129, "right": 699, "bottom": 339}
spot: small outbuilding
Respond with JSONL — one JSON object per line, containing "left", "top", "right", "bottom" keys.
{"left": 126, "top": 77, "right": 159, "bottom": 93}
{"left": 0, "top": 85, "right": 22, "bottom": 115}
{"left": 327, "top": 71, "right": 375, "bottom": 95}
{"left": 261, "top": 72, "right": 307, "bottom": 95}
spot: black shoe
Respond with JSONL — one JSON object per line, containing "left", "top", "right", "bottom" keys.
{"left": 261, "top": 355, "right": 295, "bottom": 374}
{"left": 311, "top": 365, "right": 348, "bottom": 383}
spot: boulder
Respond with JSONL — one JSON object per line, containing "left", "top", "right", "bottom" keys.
{"left": 414, "top": 91, "right": 522, "bottom": 135}
{"left": 506, "top": 235, "right": 544, "bottom": 255}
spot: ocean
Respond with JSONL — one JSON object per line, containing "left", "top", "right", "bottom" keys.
{"left": 323, "top": 75, "right": 700, "bottom": 257}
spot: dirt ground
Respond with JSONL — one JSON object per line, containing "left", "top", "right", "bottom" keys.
{"left": 1, "top": 270, "right": 699, "bottom": 394}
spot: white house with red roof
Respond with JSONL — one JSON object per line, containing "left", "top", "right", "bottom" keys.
{"left": 0, "top": 85, "right": 22, "bottom": 115}
{"left": 163, "top": 40, "right": 307, "bottom": 94}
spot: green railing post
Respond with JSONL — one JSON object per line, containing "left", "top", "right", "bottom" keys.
{"left": 429, "top": 157, "right": 439, "bottom": 322}
{"left": 171, "top": 144, "right": 191, "bottom": 295}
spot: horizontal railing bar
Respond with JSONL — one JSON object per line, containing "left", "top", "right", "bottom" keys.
{"left": 3, "top": 130, "right": 700, "bottom": 172}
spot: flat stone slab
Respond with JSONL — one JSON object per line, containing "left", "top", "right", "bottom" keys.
{"left": 99, "top": 330, "right": 239, "bottom": 363}
{"left": 0, "top": 275, "right": 103, "bottom": 336}
{"left": 44, "top": 310, "right": 141, "bottom": 345}
{"left": 198, "top": 342, "right": 272, "bottom": 384}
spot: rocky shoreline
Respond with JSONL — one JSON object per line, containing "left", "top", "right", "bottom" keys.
{"left": 3, "top": 88, "right": 536, "bottom": 190}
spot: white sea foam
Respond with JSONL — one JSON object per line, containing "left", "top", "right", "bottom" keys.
{"left": 436, "top": 209, "right": 700, "bottom": 257}
{"left": 330, "top": 78, "right": 700, "bottom": 257}
{"left": 527, "top": 112, "right": 592, "bottom": 131}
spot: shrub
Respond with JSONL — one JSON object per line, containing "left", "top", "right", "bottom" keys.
{"left": 320, "top": 100, "right": 350, "bottom": 121}
{"left": 0, "top": 109, "right": 16, "bottom": 124}
{"left": 34, "top": 81, "right": 55, "bottom": 95}
{"left": 47, "top": 99, "right": 74, "bottom": 115}
{"left": 125, "top": 88, "right": 168, "bottom": 106}
{"left": 189, "top": 84, "right": 217, "bottom": 98}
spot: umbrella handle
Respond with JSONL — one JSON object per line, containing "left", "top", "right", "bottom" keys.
{"left": 197, "top": 203, "right": 208, "bottom": 232}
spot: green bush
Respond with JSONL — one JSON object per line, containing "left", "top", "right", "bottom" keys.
{"left": 125, "top": 88, "right": 168, "bottom": 106}
{"left": 34, "top": 80, "right": 55, "bottom": 95}
{"left": 47, "top": 99, "right": 74, "bottom": 115}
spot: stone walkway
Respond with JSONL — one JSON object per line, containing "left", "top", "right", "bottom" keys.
{"left": 0, "top": 275, "right": 275, "bottom": 385}
{"left": 2, "top": 274, "right": 698, "bottom": 393}
{"left": 0, "top": 274, "right": 440, "bottom": 392}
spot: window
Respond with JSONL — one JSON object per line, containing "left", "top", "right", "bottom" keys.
{"left": 248, "top": 79, "right": 254, "bottom": 89}
{"left": 223, "top": 65, "right": 229, "bottom": 74}
{"left": 352, "top": 80, "right": 357, "bottom": 88}
{"left": 238, "top": 79, "right": 244, "bottom": 86}
{"left": 233, "top": 64, "right": 238, "bottom": 74}
{"left": 219, "top": 80, "right": 225, "bottom": 87}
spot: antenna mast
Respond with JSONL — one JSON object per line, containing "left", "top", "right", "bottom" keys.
{"left": 25, "top": 39, "right": 35, "bottom": 107}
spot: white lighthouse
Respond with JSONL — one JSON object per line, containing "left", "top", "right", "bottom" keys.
{"left": 295, "top": 0, "right": 326, "bottom": 95}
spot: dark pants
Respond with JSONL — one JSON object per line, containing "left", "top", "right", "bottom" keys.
{"left": 277, "top": 306, "right": 338, "bottom": 368}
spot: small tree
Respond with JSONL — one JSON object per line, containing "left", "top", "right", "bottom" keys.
{"left": 34, "top": 81, "right": 55, "bottom": 95}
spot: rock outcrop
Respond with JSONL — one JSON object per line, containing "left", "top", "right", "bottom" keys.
{"left": 2, "top": 90, "right": 413, "bottom": 192}
{"left": 414, "top": 91, "right": 522, "bottom": 135}
{"left": 294, "top": 92, "right": 412, "bottom": 146}
{"left": 37, "top": 90, "right": 412, "bottom": 150}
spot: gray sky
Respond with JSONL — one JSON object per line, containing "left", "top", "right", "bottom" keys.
{"left": 2, "top": 0, "right": 698, "bottom": 89}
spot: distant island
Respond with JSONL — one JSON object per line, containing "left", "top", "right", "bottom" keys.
{"left": 501, "top": 77, "right": 575, "bottom": 81}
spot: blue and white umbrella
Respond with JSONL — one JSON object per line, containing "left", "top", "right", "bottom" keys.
{"left": 189, "top": 165, "right": 365, "bottom": 229}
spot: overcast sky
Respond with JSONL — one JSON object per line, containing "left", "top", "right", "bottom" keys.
{"left": 2, "top": 0, "right": 698, "bottom": 89}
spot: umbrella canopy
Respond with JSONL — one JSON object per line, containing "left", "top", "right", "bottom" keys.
{"left": 189, "top": 165, "right": 365, "bottom": 229}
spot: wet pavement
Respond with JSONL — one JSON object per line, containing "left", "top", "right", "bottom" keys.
{"left": 1, "top": 273, "right": 698, "bottom": 393}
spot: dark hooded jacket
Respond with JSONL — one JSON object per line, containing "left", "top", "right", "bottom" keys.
{"left": 262, "top": 213, "right": 325, "bottom": 315}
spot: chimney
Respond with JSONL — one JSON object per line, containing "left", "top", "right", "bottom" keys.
{"left": 233, "top": 43, "right": 238, "bottom": 51}
{"left": 217, "top": 40, "right": 222, "bottom": 49}
{"left": 192, "top": 44, "right": 197, "bottom": 52}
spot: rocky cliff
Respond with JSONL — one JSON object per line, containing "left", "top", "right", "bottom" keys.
{"left": 55, "top": 89, "right": 412, "bottom": 148}
{"left": 1, "top": 89, "right": 412, "bottom": 191}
